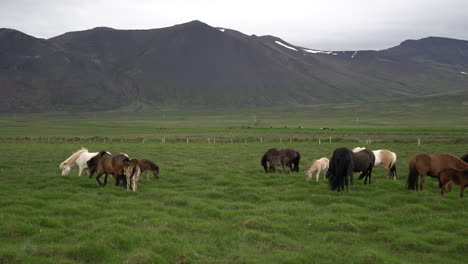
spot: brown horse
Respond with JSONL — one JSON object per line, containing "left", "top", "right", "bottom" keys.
{"left": 261, "top": 148, "right": 301, "bottom": 173}
{"left": 439, "top": 168, "right": 468, "bottom": 198}
{"left": 407, "top": 153, "right": 468, "bottom": 191}
{"left": 86, "top": 151, "right": 130, "bottom": 186}
{"left": 136, "top": 159, "right": 160, "bottom": 181}
{"left": 352, "top": 149, "right": 375, "bottom": 184}
{"left": 124, "top": 159, "right": 142, "bottom": 191}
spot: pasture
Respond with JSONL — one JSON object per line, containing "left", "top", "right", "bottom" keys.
{"left": 1, "top": 140, "right": 468, "bottom": 264}
{"left": 0, "top": 107, "right": 467, "bottom": 263}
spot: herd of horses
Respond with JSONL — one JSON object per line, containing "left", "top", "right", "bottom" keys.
{"left": 261, "top": 147, "right": 468, "bottom": 198}
{"left": 60, "top": 148, "right": 159, "bottom": 191}
{"left": 60, "top": 147, "right": 468, "bottom": 197}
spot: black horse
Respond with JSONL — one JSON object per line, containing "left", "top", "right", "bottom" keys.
{"left": 460, "top": 154, "right": 468, "bottom": 163}
{"left": 261, "top": 148, "right": 301, "bottom": 173}
{"left": 353, "top": 149, "right": 376, "bottom": 184}
{"left": 326, "top": 147, "right": 354, "bottom": 191}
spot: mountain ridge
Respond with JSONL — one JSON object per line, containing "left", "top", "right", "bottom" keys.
{"left": 1, "top": 21, "right": 467, "bottom": 112}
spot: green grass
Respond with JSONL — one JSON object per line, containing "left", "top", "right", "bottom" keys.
{"left": 1, "top": 140, "right": 467, "bottom": 263}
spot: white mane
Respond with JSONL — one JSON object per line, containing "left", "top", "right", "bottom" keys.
{"left": 59, "top": 147, "right": 88, "bottom": 169}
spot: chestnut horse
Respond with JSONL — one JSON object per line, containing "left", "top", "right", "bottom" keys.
{"left": 407, "top": 153, "right": 468, "bottom": 191}
{"left": 438, "top": 168, "right": 468, "bottom": 198}
{"left": 136, "top": 159, "right": 160, "bottom": 181}
{"left": 86, "top": 151, "right": 130, "bottom": 186}
{"left": 261, "top": 148, "right": 301, "bottom": 173}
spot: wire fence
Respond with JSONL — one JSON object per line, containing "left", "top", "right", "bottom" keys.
{"left": 0, "top": 135, "right": 464, "bottom": 145}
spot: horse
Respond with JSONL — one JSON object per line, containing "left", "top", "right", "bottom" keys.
{"left": 461, "top": 154, "right": 468, "bottom": 163}
{"left": 352, "top": 149, "right": 375, "bottom": 184}
{"left": 124, "top": 159, "right": 142, "bottom": 191}
{"left": 305, "top": 157, "right": 329, "bottom": 181}
{"left": 407, "top": 153, "right": 468, "bottom": 191}
{"left": 59, "top": 148, "right": 98, "bottom": 176}
{"left": 136, "top": 159, "right": 160, "bottom": 181}
{"left": 261, "top": 148, "right": 301, "bottom": 173}
{"left": 438, "top": 168, "right": 468, "bottom": 198}
{"left": 353, "top": 147, "right": 397, "bottom": 180}
{"left": 326, "top": 147, "right": 354, "bottom": 191}
{"left": 86, "top": 151, "right": 130, "bottom": 187}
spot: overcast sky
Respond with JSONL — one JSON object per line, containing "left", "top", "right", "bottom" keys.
{"left": 2, "top": 0, "right": 468, "bottom": 50}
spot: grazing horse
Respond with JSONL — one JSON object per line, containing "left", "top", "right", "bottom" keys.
{"left": 353, "top": 147, "right": 397, "bottom": 180}
{"left": 407, "top": 153, "right": 468, "bottom": 191}
{"left": 439, "top": 168, "right": 468, "bottom": 198}
{"left": 352, "top": 149, "right": 375, "bottom": 184}
{"left": 261, "top": 148, "right": 301, "bottom": 173}
{"left": 124, "top": 159, "right": 142, "bottom": 191}
{"left": 59, "top": 148, "right": 98, "bottom": 176}
{"left": 86, "top": 151, "right": 130, "bottom": 186}
{"left": 136, "top": 159, "right": 160, "bottom": 181}
{"left": 461, "top": 154, "right": 468, "bottom": 163}
{"left": 326, "top": 147, "right": 354, "bottom": 191}
{"left": 305, "top": 158, "right": 329, "bottom": 181}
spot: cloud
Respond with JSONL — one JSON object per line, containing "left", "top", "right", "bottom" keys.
{"left": 1, "top": 0, "right": 468, "bottom": 50}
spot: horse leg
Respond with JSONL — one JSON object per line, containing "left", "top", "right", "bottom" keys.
{"left": 103, "top": 174, "right": 108, "bottom": 186}
{"left": 368, "top": 166, "right": 373, "bottom": 184}
{"left": 384, "top": 164, "right": 390, "bottom": 179}
{"left": 126, "top": 174, "right": 131, "bottom": 191}
{"left": 420, "top": 174, "right": 426, "bottom": 191}
{"left": 460, "top": 185, "right": 465, "bottom": 198}
{"left": 96, "top": 172, "right": 105, "bottom": 186}
{"left": 440, "top": 179, "right": 448, "bottom": 197}
{"left": 115, "top": 174, "right": 120, "bottom": 186}
{"left": 316, "top": 170, "right": 320, "bottom": 181}
{"left": 146, "top": 171, "right": 149, "bottom": 181}
{"left": 78, "top": 166, "right": 83, "bottom": 177}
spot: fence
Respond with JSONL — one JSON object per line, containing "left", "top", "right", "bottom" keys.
{"left": 0, "top": 135, "right": 461, "bottom": 145}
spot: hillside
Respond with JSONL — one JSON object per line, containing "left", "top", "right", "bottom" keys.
{"left": 1, "top": 21, "right": 468, "bottom": 112}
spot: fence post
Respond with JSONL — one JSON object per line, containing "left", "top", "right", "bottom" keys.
{"left": 186, "top": 138, "right": 189, "bottom": 144}
{"left": 208, "top": 138, "right": 210, "bottom": 144}
{"left": 418, "top": 138, "right": 421, "bottom": 147}
{"left": 319, "top": 138, "right": 321, "bottom": 144}
{"left": 260, "top": 137, "right": 263, "bottom": 143}
{"left": 289, "top": 138, "right": 292, "bottom": 143}
{"left": 231, "top": 138, "right": 233, "bottom": 144}
{"left": 329, "top": 137, "right": 331, "bottom": 144}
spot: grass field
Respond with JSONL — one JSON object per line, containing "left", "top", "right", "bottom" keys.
{"left": 1, "top": 140, "right": 467, "bottom": 264}
{"left": 0, "top": 106, "right": 467, "bottom": 263}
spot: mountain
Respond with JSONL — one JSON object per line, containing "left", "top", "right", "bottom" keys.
{"left": 1, "top": 21, "right": 467, "bottom": 112}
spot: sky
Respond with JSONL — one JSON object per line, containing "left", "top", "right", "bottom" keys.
{"left": 1, "top": 0, "right": 468, "bottom": 50}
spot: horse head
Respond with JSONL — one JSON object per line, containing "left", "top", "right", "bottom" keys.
{"left": 86, "top": 155, "right": 99, "bottom": 178}
{"left": 61, "top": 164, "right": 71, "bottom": 176}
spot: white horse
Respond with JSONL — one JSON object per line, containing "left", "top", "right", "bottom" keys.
{"left": 59, "top": 148, "right": 99, "bottom": 176}
{"left": 305, "top": 157, "right": 329, "bottom": 181}
{"left": 352, "top": 147, "right": 397, "bottom": 180}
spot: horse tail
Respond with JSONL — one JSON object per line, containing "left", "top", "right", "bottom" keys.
{"left": 294, "top": 151, "right": 301, "bottom": 172}
{"left": 261, "top": 154, "right": 268, "bottom": 173}
{"left": 407, "top": 157, "right": 418, "bottom": 190}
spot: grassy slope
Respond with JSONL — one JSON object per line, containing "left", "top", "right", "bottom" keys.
{"left": 1, "top": 141, "right": 467, "bottom": 264}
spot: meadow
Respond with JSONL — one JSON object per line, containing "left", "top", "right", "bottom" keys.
{"left": 0, "top": 105, "right": 467, "bottom": 264}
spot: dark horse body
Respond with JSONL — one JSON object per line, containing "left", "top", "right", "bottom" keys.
{"left": 261, "top": 148, "right": 301, "bottom": 173}
{"left": 439, "top": 168, "right": 468, "bottom": 198}
{"left": 136, "top": 159, "right": 160, "bottom": 181}
{"left": 352, "top": 149, "right": 375, "bottom": 184}
{"left": 461, "top": 154, "right": 468, "bottom": 163}
{"left": 407, "top": 153, "right": 468, "bottom": 191}
{"left": 86, "top": 151, "right": 130, "bottom": 186}
{"left": 326, "top": 147, "right": 354, "bottom": 191}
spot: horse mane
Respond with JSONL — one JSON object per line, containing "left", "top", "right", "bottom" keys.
{"left": 59, "top": 147, "right": 88, "bottom": 169}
